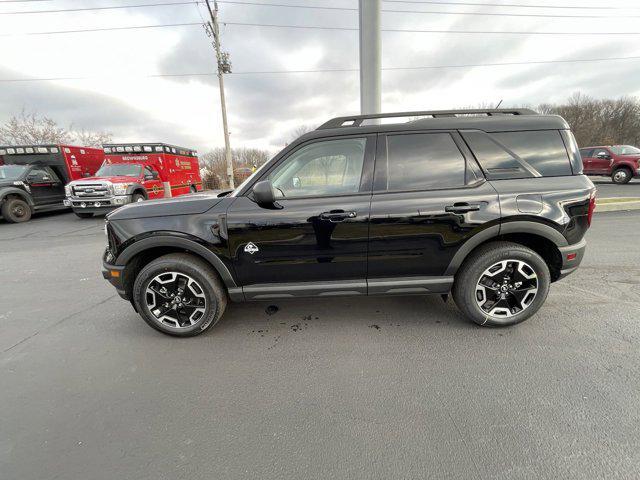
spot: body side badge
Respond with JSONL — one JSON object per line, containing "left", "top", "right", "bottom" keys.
{"left": 244, "top": 242, "right": 259, "bottom": 255}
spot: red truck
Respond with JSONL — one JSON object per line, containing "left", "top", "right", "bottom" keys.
{"left": 0, "top": 144, "right": 103, "bottom": 223}
{"left": 65, "top": 143, "right": 203, "bottom": 218}
{"left": 579, "top": 145, "right": 640, "bottom": 184}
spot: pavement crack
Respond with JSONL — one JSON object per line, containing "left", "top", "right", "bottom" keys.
{"left": 2, "top": 294, "right": 117, "bottom": 354}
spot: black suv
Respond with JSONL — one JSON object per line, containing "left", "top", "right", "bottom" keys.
{"left": 102, "top": 109, "right": 595, "bottom": 336}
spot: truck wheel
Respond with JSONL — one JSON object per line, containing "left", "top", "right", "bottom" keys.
{"left": 132, "top": 253, "right": 228, "bottom": 337}
{"left": 75, "top": 212, "right": 93, "bottom": 219}
{"left": 190, "top": 185, "right": 197, "bottom": 193}
{"left": 1, "top": 197, "right": 32, "bottom": 223}
{"left": 452, "top": 242, "right": 550, "bottom": 327}
{"left": 612, "top": 168, "right": 632, "bottom": 184}
{"left": 132, "top": 193, "right": 145, "bottom": 203}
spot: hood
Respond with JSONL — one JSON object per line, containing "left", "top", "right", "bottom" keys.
{"left": 72, "top": 175, "right": 140, "bottom": 184}
{"left": 107, "top": 192, "right": 223, "bottom": 220}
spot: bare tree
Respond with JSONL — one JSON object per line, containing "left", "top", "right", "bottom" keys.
{"left": 0, "top": 110, "right": 112, "bottom": 147}
{"left": 200, "top": 147, "right": 271, "bottom": 190}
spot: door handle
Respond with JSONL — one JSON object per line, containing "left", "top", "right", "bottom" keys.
{"left": 445, "top": 203, "right": 481, "bottom": 213}
{"left": 319, "top": 211, "right": 357, "bottom": 222}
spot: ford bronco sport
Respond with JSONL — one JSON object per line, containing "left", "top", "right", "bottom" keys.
{"left": 102, "top": 109, "right": 595, "bottom": 336}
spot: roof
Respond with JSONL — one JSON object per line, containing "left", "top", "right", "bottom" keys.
{"left": 103, "top": 143, "right": 198, "bottom": 157}
{"left": 302, "top": 109, "right": 569, "bottom": 141}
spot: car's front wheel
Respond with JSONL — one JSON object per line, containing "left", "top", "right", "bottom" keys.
{"left": 1, "top": 197, "right": 32, "bottom": 223}
{"left": 132, "top": 253, "right": 227, "bottom": 336}
{"left": 452, "top": 242, "right": 550, "bottom": 327}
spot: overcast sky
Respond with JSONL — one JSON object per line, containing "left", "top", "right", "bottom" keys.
{"left": 1, "top": 0, "right": 640, "bottom": 153}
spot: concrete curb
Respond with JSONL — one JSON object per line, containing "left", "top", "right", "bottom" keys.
{"left": 596, "top": 198, "right": 640, "bottom": 212}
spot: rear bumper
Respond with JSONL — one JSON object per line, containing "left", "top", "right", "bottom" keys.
{"left": 557, "top": 238, "right": 587, "bottom": 280}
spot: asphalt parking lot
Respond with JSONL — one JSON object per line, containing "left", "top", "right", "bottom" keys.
{"left": 1, "top": 209, "right": 639, "bottom": 480}
{"left": 592, "top": 176, "right": 640, "bottom": 198}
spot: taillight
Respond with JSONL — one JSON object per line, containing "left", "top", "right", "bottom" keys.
{"left": 587, "top": 192, "right": 596, "bottom": 226}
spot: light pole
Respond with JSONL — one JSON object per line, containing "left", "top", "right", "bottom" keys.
{"left": 359, "top": 0, "right": 381, "bottom": 115}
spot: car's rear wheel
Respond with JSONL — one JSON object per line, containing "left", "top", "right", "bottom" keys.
{"left": 75, "top": 212, "right": 93, "bottom": 219}
{"left": 452, "top": 242, "right": 550, "bottom": 327}
{"left": 2, "top": 197, "right": 32, "bottom": 223}
{"left": 132, "top": 193, "right": 145, "bottom": 203}
{"left": 132, "top": 253, "right": 227, "bottom": 336}
{"left": 612, "top": 167, "right": 632, "bottom": 184}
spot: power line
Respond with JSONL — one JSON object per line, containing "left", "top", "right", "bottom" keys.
{"left": 0, "top": 1, "right": 200, "bottom": 15}
{"left": 2, "top": 54, "right": 640, "bottom": 82}
{"left": 382, "top": 0, "right": 640, "bottom": 9}
{"left": 216, "top": 1, "right": 640, "bottom": 19}
{"left": 4, "top": 0, "right": 640, "bottom": 19}
{"left": 6, "top": 20, "right": 640, "bottom": 36}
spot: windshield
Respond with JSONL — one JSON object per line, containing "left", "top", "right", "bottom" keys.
{"left": 610, "top": 145, "right": 640, "bottom": 155}
{"left": 96, "top": 163, "right": 142, "bottom": 177}
{"left": 0, "top": 164, "right": 28, "bottom": 180}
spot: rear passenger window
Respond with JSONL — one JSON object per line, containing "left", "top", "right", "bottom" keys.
{"left": 493, "top": 130, "right": 572, "bottom": 176}
{"left": 381, "top": 133, "right": 466, "bottom": 191}
{"left": 579, "top": 148, "right": 593, "bottom": 158}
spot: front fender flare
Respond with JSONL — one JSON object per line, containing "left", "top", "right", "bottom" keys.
{"left": 0, "top": 187, "right": 34, "bottom": 208}
{"left": 114, "top": 234, "right": 238, "bottom": 290}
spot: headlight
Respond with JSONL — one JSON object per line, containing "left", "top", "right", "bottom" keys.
{"left": 112, "top": 183, "right": 131, "bottom": 195}
{"left": 64, "top": 184, "right": 72, "bottom": 196}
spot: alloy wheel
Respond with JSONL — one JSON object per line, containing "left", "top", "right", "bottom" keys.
{"left": 145, "top": 272, "right": 207, "bottom": 328}
{"left": 475, "top": 259, "right": 538, "bottom": 318}
{"left": 613, "top": 170, "right": 628, "bottom": 183}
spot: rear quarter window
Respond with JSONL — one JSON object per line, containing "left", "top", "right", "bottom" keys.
{"left": 462, "top": 129, "right": 573, "bottom": 179}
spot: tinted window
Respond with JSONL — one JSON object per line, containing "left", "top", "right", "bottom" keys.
{"left": 493, "top": 130, "right": 572, "bottom": 176}
{"left": 579, "top": 148, "right": 593, "bottom": 158}
{"left": 382, "top": 133, "right": 466, "bottom": 191}
{"left": 268, "top": 137, "right": 366, "bottom": 198}
{"left": 462, "top": 131, "right": 531, "bottom": 179}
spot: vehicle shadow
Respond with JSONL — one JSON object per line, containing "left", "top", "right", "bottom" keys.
{"left": 211, "top": 294, "right": 476, "bottom": 337}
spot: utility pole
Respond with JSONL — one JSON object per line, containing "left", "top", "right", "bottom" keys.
{"left": 204, "top": 0, "right": 234, "bottom": 189}
{"left": 358, "top": 0, "right": 381, "bottom": 115}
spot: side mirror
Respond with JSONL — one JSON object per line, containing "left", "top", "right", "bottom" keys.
{"left": 152, "top": 171, "right": 159, "bottom": 180}
{"left": 596, "top": 152, "right": 610, "bottom": 159}
{"left": 83, "top": 172, "right": 91, "bottom": 178}
{"left": 253, "top": 180, "right": 276, "bottom": 205}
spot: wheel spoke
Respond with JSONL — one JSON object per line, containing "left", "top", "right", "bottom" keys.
{"left": 145, "top": 271, "right": 208, "bottom": 329}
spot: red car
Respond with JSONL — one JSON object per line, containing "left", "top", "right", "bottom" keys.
{"left": 579, "top": 145, "right": 640, "bottom": 184}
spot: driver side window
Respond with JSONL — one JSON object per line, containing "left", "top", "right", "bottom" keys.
{"left": 267, "top": 137, "right": 366, "bottom": 199}
{"left": 28, "top": 166, "right": 59, "bottom": 183}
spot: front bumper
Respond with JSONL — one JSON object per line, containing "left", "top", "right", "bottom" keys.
{"left": 102, "top": 260, "right": 128, "bottom": 300}
{"left": 557, "top": 238, "right": 587, "bottom": 280}
{"left": 64, "top": 195, "right": 131, "bottom": 212}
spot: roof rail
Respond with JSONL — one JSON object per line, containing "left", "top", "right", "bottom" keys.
{"left": 317, "top": 108, "right": 538, "bottom": 130}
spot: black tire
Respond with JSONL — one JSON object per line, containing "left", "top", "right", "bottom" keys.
{"left": 452, "top": 241, "right": 550, "bottom": 327}
{"left": 190, "top": 185, "right": 197, "bottom": 193}
{"left": 131, "top": 193, "right": 146, "bottom": 203}
{"left": 74, "top": 212, "right": 94, "bottom": 219}
{"left": 132, "top": 253, "right": 227, "bottom": 337}
{"left": 612, "top": 167, "right": 632, "bottom": 184}
{"left": 1, "top": 197, "right": 32, "bottom": 223}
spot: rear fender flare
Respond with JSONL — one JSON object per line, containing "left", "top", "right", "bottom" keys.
{"left": 444, "top": 221, "right": 567, "bottom": 276}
